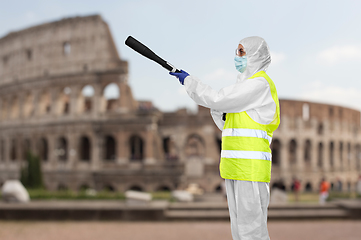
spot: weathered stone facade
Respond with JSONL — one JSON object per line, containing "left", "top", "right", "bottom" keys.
{"left": 0, "top": 15, "right": 360, "bottom": 193}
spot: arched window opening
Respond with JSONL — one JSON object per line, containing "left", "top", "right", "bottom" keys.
{"left": 81, "top": 85, "right": 94, "bottom": 113}
{"left": 23, "top": 93, "right": 34, "bottom": 118}
{"left": 62, "top": 87, "right": 71, "bottom": 114}
{"left": 330, "top": 142, "right": 334, "bottom": 168}
{"left": 39, "top": 91, "right": 51, "bottom": 115}
{"left": 304, "top": 140, "right": 311, "bottom": 163}
{"left": 185, "top": 134, "right": 205, "bottom": 157}
{"left": 79, "top": 184, "right": 90, "bottom": 192}
{"left": 157, "top": 186, "right": 171, "bottom": 192}
{"left": 163, "top": 136, "right": 178, "bottom": 161}
{"left": 79, "top": 136, "right": 91, "bottom": 161}
{"left": 329, "top": 107, "right": 334, "bottom": 117}
{"left": 10, "top": 139, "right": 17, "bottom": 161}
{"left": 214, "top": 184, "right": 222, "bottom": 193}
{"left": 0, "top": 139, "right": 5, "bottom": 161}
{"left": 103, "top": 184, "right": 115, "bottom": 192}
{"left": 216, "top": 136, "right": 222, "bottom": 153}
{"left": 302, "top": 103, "right": 310, "bottom": 121}
{"left": 104, "top": 135, "right": 116, "bottom": 161}
{"left": 347, "top": 143, "right": 351, "bottom": 169}
{"left": 340, "top": 142, "right": 343, "bottom": 170}
{"left": 22, "top": 139, "right": 31, "bottom": 161}
{"left": 58, "top": 184, "right": 68, "bottom": 191}
{"left": 356, "top": 144, "right": 361, "bottom": 170}
{"left": 63, "top": 41, "right": 71, "bottom": 55}
{"left": 57, "top": 137, "right": 68, "bottom": 161}
{"left": 103, "top": 83, "right": 120, "bottom": 112}
{"left": 289, "top": 139, "right": 297, "bottom": 165}
{"left": 271, "top": 139, "right": 281, "bottom": 166}
{"left": 37, "top": 138, "right": 48, "bottom": 161}
{"left": 317, "top": 142, "right": 323, "bottom": 168}
{"left": 317, "top": 123, "right": 324, "bottom": 135}
{"left": 129, "top": 185, "right": 143, "bottom": 192}
{"left": 130, "top": 135, "right": 144, "bottom": 160}
{"left": 10, "top": 96, "right": 19, "bottom": 119}
{"left": 305, "top": 182, "right": 312, "bottom": 192}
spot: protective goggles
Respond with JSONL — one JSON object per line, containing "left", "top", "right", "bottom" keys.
{"left": 235, "top": 48, "right": 246, "bottom": 56}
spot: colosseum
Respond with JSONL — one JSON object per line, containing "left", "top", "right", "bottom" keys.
{"left": 0, "top": 15, "right": 360, "bottom": 193}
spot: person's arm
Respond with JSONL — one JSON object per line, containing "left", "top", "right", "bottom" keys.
{"left": 183, "top": 75, "right": 270, "bottom": 113}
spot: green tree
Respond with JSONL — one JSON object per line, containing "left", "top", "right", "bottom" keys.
{"left": 20, "top": 151, "right": 44, "bottom": 189}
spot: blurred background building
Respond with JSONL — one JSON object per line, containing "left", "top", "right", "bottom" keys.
{"left": 0, "top": 15, "right": 360, "bottom": 193}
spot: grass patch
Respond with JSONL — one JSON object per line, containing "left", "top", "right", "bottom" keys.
{"left": 13, "top": 189, "right": 173, "bottom": 201}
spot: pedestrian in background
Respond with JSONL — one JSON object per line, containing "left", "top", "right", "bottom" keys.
{"left": 319, "top": 178, "right": 330, "bottom": 205}
{"left": 292, "top": 177, "right": 301, "bottom": 202}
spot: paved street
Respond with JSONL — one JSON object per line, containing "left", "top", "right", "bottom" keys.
{"left": 0, "top": 220, "right": 361, "bottom": 240}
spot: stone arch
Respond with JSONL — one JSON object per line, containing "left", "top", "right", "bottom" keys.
{"left": 317, "top": 123, "right": 324, "bottom": 135}
{"left": 355, "top": 144, "right": 361, "bottom": 170}
{"left": 289, "top": 139, "right": 297, "bottom": 165}
{"left": 329, "top": 141, "right": 334, "bottom": 168}
{"left": 185, "top": 134, "right": 205, "bottom": 158}
{"left": 347, "top": 142, "right": 351, "bottom": 168}
{"left": 163, "top": 136, "right": 178, "bottom": 161}
{"left": 214, "top": 184, "right": 223, "bottom": 193}
{"left": 10, "top": 138, "right": 17, "bottom": 161}
{"left": 79, "top": 135, "right": 91, "bottom": 161}
{"left": 103, "top": 184, "right": 116, "bottom": 192}
{"left": 271, "top": 139, "right": 281, "bottom": 166}
{"left": 80, "top": 84, "right": 95, "bottom": 113}
{"left": 58, "top": 183, "right": 68, "bottom": 191}
{"left": 104, "top": 135, "right": 116, "bottom": 161}
{"left": 23, "top": 92, "right": 34, "bottom": 118}
{"left": 103, "top": 83, "right": 120, "bottom": 112}
{"left": 130, "top": 135, "right": 144, "bottom": 161}
{"left": 38, "top": 90, "right": 51, "bottom": 115}
{"left": 305, "top": 182, "right": 312, "bottom": 192}
{"left": 22, "top": 138, "right": 31, "bottom": 161}
{"left": 1, "top": 98, "right": 8, "bottom": 120}
{"left": 304, "top": 139, "right": 311, "bottom": 163}
{"left": 79, "top": 184, "right": 90, "bottom": 191}
{"left": 57, "top": 136, "right": 68, "bottom": 161}
{"left": 339, "top": 142, "right": 344, "bottom": 169}
{"left": 156, "top": 185, "right": 172, "bottom": 192}
{"left": 58, "top": 86, "right": 71, "bottom": 115}
{"left": 0, "top": 138, "right": 5, "bottom": 161}
{"left": 10, "top": 95, "right": 19, "bottom": 119}
{"left": 317, "top": 142, "right": 323, "bottom": 168}
{"left": 128, "top": 185, "right": 143, "bottom": 192}
{"left": 37, "top": 138, "right": 48, "bottom": 161}
{"left": 215, "top": 135, "right": 222, "bottom": 153}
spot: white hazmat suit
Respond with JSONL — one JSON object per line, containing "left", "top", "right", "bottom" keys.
{"left": 183, "top": 36, "right": 275, "bottom": 240}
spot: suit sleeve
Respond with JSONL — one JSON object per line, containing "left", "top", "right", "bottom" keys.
{"left": 183, "top": 75, "right": 270, "bottom": 113}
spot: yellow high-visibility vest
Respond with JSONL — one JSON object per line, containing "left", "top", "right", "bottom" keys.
{"left": 220, "top": 71, "right": 280, "bottom": 182}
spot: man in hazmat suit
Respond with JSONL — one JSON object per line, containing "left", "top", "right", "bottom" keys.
{"left": 170, "top": 36, "right": 280, "bottom": 240}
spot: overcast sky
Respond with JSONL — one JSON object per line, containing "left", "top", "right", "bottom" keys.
{"left": 1, "top": 0, "right": 361, "bottom": 112}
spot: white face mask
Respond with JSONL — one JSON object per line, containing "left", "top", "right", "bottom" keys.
{"left": 234, "top": 55, "right": 247, "bottom": 73}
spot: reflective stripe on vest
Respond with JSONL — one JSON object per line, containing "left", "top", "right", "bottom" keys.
{"left": 222, "top": 128, "right": 272, "bottom": 144}
{"left": 221, "top": 150, "right": 272, "bottom": 161}
{"left": 219, "top": 70, "right": 280, "bottom": 183}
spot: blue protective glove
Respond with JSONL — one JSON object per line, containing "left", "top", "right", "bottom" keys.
{"left": 169, "top": 70, "right": 189, "bottom": 85}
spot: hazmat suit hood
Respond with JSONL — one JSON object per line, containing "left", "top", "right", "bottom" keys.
{"left": 237, "top": 36, "right": 271, "bottom": 82}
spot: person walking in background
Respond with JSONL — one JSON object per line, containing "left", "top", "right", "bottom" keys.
{"left": 170, "top": 36, "right": 280, "bottom": 240}
{"left": 292, "top": 177, "right": 301, "bottom": 202}
{"left": 319, "top": 178, "right": 330, "bottom": 205}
